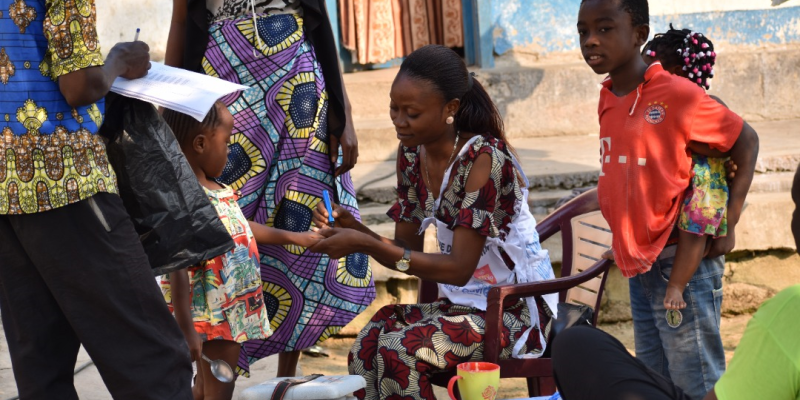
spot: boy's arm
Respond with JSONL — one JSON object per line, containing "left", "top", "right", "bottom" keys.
{"left": 169, "top": 268, "right": 202, "bottom": 361}
{"left": 708, "top": 122, "right": 759, "bottom": 257}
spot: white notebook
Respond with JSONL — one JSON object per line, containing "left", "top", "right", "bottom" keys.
{"left": 111, "top": 62, "right": 249, "bottom": 122}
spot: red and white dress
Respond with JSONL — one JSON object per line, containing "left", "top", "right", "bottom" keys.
{"left": 348, "top": 135, "right": 557, "bottom": 400}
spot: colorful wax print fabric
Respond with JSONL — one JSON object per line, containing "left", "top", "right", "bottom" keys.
{"left": 678, "top": 154, "right": 729, "bottom": 237}
{"left": 0, "top": 0, "right": 116, "bottom": 214}
{"left": 201, "top": 12, "right": 375, "bottom": 371}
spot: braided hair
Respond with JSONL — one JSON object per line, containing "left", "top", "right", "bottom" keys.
{"left": 162, "top": 101, "right": 225, "bottom": 149}
{"left": 643, "top": 24, "right": 716, "bottom": 89}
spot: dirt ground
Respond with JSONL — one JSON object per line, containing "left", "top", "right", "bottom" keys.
{"left": 298, "top": 315, "right": 754, "bottom": 399}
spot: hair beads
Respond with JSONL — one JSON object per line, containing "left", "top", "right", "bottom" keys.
{"left": 642, "top": 24, "right": 716, "bottom": 90}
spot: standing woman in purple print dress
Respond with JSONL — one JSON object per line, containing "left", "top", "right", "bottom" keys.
{"left": 165, "top": 0, "right": 375, "bottom": 378}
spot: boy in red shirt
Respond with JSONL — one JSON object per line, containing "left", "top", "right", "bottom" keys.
{"left": 577, "top": 1, "right": 759, "bottom": 399}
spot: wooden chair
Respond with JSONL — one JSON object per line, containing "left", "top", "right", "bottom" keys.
{"left": 419, "top": 188, "right": 614, "bottom": 396}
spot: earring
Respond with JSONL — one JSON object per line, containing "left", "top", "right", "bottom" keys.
{"left": 446, "top": 116, "right": 454, "bottom": 125}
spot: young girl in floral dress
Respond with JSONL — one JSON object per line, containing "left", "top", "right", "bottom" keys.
{"left": 160, "top": 103, "right": 322, "bottom": 399}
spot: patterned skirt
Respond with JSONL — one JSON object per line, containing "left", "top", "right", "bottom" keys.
{"left": 348, "top": 299, "right": 551, "bottom": 400}
{"left": 678, "top": 155, "right": 729, "bottom": 237}
{"left": 202, "top": 13, "right": 376, "bottom": 375}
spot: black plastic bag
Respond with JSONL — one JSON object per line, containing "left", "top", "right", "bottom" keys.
{"left": 543, "top": 303, "right": 594, "bottom": 357}
{"left": 99, "top": 93, "right": 234, "bottom": 276}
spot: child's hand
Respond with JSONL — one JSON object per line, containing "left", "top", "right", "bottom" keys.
{"left": 294, "top": 231, "right": 325, "bottom": 248}
{"left": 312, "top": 201, "right": 355, "bottom": 229}
{"left": 601, "top": 249, "right": 615, "bottom": 261}
{"left": 183, "top": 328, "right": 203, "bottom": 363}
{"left": 724, "top": 159, "right": 738, "bottom": 181}
{"left": 664, "top": 284, "right": 687, "bottom": 310}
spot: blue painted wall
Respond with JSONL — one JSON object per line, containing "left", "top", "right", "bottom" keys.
{"left": 492, "top": 1, "right": 800, "bottom": 55}
{"left": 493, "top": 0, "right": 581, "bottom": 55}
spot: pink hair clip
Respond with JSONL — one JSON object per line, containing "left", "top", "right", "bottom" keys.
{"left": 685, "top": 57, "right": 691, "bottom": 64}
{"left": 697, "top": 78, "right": 702, "bottom": 84}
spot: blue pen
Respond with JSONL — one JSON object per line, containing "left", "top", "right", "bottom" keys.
{"left": 134, "top": 28, "right": 140, "bottom": 42}
{"left": 322, "top": 190, "right": 335, "bottom": 227}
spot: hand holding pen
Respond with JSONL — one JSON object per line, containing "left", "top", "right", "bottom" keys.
{"left": 311, "top": 190, "right": 357, "bottom": 230}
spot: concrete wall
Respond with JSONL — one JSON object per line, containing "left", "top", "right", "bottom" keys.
{"left": 481, "top": 46, "right": 800, "bottom": 138}
{"left": 493, "top": 0, "right": 800, "bottom": 57}
{"left": 95, "top": 0, "right": 173, "bottom": 61}
{"left": 95, "top": 0, "right": 800, "bottom": 64}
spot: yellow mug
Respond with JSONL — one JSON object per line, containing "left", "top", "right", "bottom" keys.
{"left": 447, "top": 362, "right": 500, "bottom": 400}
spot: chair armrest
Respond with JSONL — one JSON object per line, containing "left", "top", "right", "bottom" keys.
{"left": 482, "top": 258, "right": 612, "bottom": 363}
{"left": 492, "top": 258, "right": 612, "bottom": 302}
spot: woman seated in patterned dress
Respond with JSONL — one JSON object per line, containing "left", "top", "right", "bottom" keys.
{"left": 309, "top": 45, "right": 558, "bottom": 400}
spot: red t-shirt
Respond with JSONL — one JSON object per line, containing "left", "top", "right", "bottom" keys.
{"left": 597, "top": 63, "right": 743, "bottom": 277}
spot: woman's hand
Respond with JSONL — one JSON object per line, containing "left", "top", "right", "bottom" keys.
{"left": 329, "top": 121, "right": 359, "bottom": 176}
{"left": 308, "top": 228, "right": 367, "bottom": 259}
{"left": 312, "top": 201, "right": 356, "bottom": 229}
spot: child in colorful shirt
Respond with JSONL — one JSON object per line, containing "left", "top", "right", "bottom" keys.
{"left": 160, "top": 103, "right": 323, "bottom": 400}
{"left": 642, "top": 26, "right": 733, "bottom": 312}
{"left": 577, "top": 1, "right": 759, "bottom": 398}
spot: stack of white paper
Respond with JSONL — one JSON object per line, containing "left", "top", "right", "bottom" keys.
{"left": 110, "top": 62, "right": 249, "bottom": 122}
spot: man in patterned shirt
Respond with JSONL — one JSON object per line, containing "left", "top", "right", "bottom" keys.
{"left": 0, "top": 0, "right": 192, "bottom": 398}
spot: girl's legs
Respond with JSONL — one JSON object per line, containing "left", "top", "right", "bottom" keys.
{"left": 199, "top": 340, "right": 241, "bottom": 400}
{"left": 277, "top": 350, "right": 301, "bottom": 377}
{"left": 664, "top": 231, "right": 710, "bottom": 310}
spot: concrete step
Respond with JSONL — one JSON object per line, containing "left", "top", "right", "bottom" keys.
{"left": 361, "top": 185, "right": 797, "bottom": 285}
{"left": 350, "top": 118, "right": 800, "bottom": 203}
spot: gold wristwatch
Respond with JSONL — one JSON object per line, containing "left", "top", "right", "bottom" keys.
{"left": 395, "top": 248, "right": 411, "bottom": 272}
